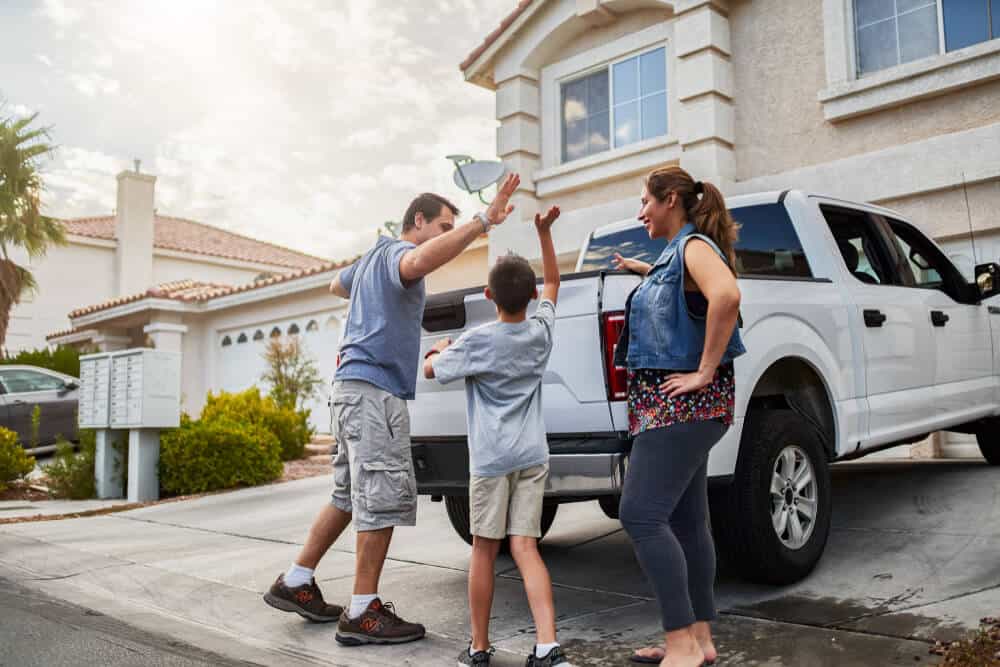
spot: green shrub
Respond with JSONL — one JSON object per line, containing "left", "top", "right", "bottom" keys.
{"left": 159, "top": 414, "right": 282, "bottom": 495}
{"left": 0, "top": 427, "right": 35, "bottom": 492}
{"left": 201, "top": 388, "right": 312, "bottom": 461}
{"left": 42, "top": 431, "right": 96, "bottom": 499}
{"left": 0, "top": 346, "right": 82, "bottom": 378}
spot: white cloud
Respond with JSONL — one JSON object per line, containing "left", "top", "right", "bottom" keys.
{"left": 36, "top": 54, "right": 53, "bottom": 67}
{"left": 39, "top": 0, "right": 82, "bottom": 27}
{"left": 70, "top": 72, "right": 120, "bottom": 97}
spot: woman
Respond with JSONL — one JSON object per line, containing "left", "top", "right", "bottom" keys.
{"left": 612, "top": 165, "right": 745, "bottom": 667}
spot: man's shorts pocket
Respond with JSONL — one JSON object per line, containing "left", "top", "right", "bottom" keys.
{"left": 361, "top": 461, "right": 415, "bottom": 513}
{"left": 333, "top": 393, "right": 363, "bottom": 443}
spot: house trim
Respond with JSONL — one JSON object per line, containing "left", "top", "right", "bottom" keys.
{"left": 535, "top": 135, "right": 681, "bottom": 197}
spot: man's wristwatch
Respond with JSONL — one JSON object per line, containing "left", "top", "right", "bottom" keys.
{"left": 424, "top": 349, "right": 441, "bottom": 360}
{"left": 473, "top": 211, "right": 493, "bottom": 234}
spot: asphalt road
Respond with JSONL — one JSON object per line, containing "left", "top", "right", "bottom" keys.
{"left": 0, "top": 577, "right": 262, "bottom": 667}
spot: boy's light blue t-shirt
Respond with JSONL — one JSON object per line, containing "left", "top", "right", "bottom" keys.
{"left": 432, "top": 300, "right": 555, "bottom": 477}
{"left": 334, "top": 236, "right": 425, "bottom": 400}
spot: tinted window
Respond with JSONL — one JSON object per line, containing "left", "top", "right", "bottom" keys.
{"left": 0, "top": 369, "right": 66, "bottom": 394}
{"left": 579, "top": 203, "right": 812, "bottom": 278}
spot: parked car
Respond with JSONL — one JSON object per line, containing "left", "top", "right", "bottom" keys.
{"left": 0, "top": 365, "right": 80, "bottom": 454}
{"left": 408, "top": 190, "right": 1000, "bottom": 585}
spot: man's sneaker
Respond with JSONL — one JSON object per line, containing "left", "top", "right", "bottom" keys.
{"left": 526, "top": 645, "right": 575, "bottom": 667}
{"left": 262, "top": 574, "right": 343, "bottom": 623}
{"left": 458, "top": 644, "right": 495, "bottom": 666}
{"left": 335, "top": 598, "right": 426, "bottom": 646}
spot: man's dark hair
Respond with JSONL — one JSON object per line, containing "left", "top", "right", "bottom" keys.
{"left": 488, "top": 253, "right": 536, "bottom": 314}
{"left": 401, "top": 193, "right": 459, "bottom": 231}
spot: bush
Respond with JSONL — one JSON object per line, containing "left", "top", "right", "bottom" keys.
{"left": 261, "top": 336, "right": 321, "bottom": 411}
{"left": 1, "top": 346, "right": 82, "bottom": 378}
{"left": 0, "top": 427, "right": 35, "bottom": 492}
{"left": 159, "top": 414, "right": 282, "bottom": 495}
{"left": 201, "top": 388, "right": 312, "bottom": 461}
{"left": 42, "top": 430, "right": 96, "bottom": 499}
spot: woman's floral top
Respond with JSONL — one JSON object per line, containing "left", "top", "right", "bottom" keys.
{"left": 627, "top": 364, "right": 735, "bottom": 436}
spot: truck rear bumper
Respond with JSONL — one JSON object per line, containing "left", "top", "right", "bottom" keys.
{"left": 411, "top": 436, "right": 628, "bottom": 498}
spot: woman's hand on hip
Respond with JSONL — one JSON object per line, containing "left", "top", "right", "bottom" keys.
{"left": 660, "top": 370, "right": 714, "bottom": 398}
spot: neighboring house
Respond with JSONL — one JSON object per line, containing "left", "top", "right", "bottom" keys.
{"left": 457, "top": 0, "right": 1000, "bottom": 456}
{"left": 8, "top": 169, "right": 329, "bottom": 353}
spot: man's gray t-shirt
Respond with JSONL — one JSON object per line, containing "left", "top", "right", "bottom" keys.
{"left": 334, "top": 236, "right": 425, "bottom": 400}
{"left": 432, "top": 300, "right": 556, "bottom": 477}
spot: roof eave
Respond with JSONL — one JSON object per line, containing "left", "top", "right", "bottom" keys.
{"left": 460, "top": 0, "right": 546, "bottom": 90}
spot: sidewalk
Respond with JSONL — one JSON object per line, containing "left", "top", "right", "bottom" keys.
{"left": 2, "top": 462, "right": 993, "bottom": 665}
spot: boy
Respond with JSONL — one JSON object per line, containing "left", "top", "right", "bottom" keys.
{"left": 424, "top": 205, "right": 574, "bottom": 667}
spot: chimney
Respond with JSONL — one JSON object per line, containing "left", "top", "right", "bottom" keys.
{"left": 114, "top": 168, "right": 156, "bottom": 296}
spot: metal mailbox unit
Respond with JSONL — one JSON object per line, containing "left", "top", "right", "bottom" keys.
{"left": 79, "top": 349, "right": 181, "bottom": 502}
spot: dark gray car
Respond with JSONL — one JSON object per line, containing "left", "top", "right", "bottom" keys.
{"left": 0, "top": 365, "right": 79, "bottom": 454}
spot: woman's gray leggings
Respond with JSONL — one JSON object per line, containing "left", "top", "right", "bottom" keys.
{"left": 619, "top": 420, "right": 728, "bottom": 631}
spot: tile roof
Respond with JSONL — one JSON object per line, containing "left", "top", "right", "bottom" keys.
{"left": 61, "top": 214, "right": 329, "bottom": 270}
{"left": 63, "top": 257, "right": 358, "bottom": 322}
{"left": 460, "top": 0, "right": 534, "bottom": 72}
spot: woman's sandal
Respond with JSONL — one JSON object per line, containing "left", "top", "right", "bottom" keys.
{"left": 629, "top": 648, "right": 717, "bottom": 665}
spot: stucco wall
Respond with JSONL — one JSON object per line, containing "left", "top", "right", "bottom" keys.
{"left": 7, "top": 241, "right": 117, "bottom": 352}
{"left": 729, "top": 0, "right": 1000, "bottom": 181}
{"left": 152, "top": 255, "right": 281, "bottom": 288}
{"left": 426, "top": 244, "right": 489, "bottom": 294}
{"left": 539, "top": 174, "right": 641, "bottom": 216}
{"left": 542, "top": 8, "right": 669, "bottom": 66}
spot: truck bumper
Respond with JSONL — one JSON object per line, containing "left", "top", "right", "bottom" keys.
{"left": 411, "top": 436, "right": 628, "bottom": 498}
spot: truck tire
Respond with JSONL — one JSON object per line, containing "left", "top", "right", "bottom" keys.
{"left": 713, "top": 409, "right": 832, "bottom": 585}
{"left": 975, "top": 431, "right": 1000, "bottom": 465}
{"left": 598, "top": 495, "right": 620, "bottom": 519}
{"left": 444, "top": 496, "right": 558, "bottom": 547}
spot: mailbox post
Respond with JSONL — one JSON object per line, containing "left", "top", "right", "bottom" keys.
{"left": 80, "top": 349, "right": 181, "bottom": 502}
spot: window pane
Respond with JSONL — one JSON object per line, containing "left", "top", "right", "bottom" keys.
{"left": 589, "top": 111, "right": 610, "bottom": 153}
{"left": 855, "top": 0, "right": 895, "bottom": 25}
{"left": 639, "top": 48, "right": 666, "bottom": 95}
{"left": 732, "top": 204, "right": 813, "bottom": 278}
{"left": 898, "top": 0, "right": 937, "bottom": 11}
{"left": 994, "top": 0, "right": 1000, "bottom": 37}
{"left": 613, "top": 57, "right": 639, "bottom": 103}
{"left": 641, "top": 92, "right": 668, "bottom": 140}
{"left": 587, "top": 69, "right": 609, "bottom": 113}
{"left": 857, "top": 19, "right": 899, "bottom": 74}
{"left": 899, "top": 5, "right": 941, "bottom": 62}
{"left": 943, "top": 0, "right": 990, "bottom": 51}
{"left": 580, "top": 226, "right": 666, "bottom": 271}
{"left": 563, "top": 119, "right": 587, "bottom": 162}
{"left": 562, "top": 78, "right": 587, "bottom": 123}
{"left": 614, "top": 101, "right": 639, "bottom": 147}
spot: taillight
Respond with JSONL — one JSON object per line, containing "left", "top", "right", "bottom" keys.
{"left": 602, "top": 312, "right": 628, "bottom": 400}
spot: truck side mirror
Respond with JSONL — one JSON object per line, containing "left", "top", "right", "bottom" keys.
{"left": 975, "top": 263, "right": 1000, "bottom": 300}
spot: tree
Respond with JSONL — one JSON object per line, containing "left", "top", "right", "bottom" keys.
{"left": 0, "top": 109, "right": 65, "bottom": 349}
{"left": 261, "top": 336, "right": 322, "bottom": 411}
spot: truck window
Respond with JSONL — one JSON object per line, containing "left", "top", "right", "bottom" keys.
{"left": 820, "top": 205, "right": 895, "bottom": 285}
{"left": 579, "top": 203, "right": 812, "bottom": 278}
{"left": 883, "top": 217, "right": 975, "bottom": 303}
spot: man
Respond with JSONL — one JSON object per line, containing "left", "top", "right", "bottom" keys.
{"left": 263, "top": 173, "right": 521, "bottom": 646}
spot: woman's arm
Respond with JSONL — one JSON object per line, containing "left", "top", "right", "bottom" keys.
{"left": 612, "top": 253, "right": 652, "bottom": 276}
{"left": 660, "top": 239, "right": 741, "bottom": 398}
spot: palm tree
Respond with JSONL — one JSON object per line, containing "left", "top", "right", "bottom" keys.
{"left": 0, "top": 109, "right": 65, "bottom": 349}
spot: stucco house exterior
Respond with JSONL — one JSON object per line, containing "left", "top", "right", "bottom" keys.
{"left": 455, "top": 0, "right": 999, "bottom": 456}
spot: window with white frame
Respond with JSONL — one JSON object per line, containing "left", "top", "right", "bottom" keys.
{"left": 855, "top": 0, "right": 1000, "bottom": 76}
{"left": 561, "top": 46, "right": 667, "bottom": 163}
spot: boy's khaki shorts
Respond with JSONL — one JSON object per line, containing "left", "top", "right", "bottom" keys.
{"left": 470, "top": 464, "right": 549, "bottom": 540}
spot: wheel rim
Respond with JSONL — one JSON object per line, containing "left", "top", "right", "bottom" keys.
{"left": 769, "top": 445, "right": 818, "bottom": 550}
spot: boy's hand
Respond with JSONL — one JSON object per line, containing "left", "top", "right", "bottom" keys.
{"left": 431, "top": 337, "right": 452, "bottom": 354}
{"left": 485, "top": 173, "right": 520, "bottom": 227}
{"left": 534, "top": 206, "right": 560, "bottom": 234}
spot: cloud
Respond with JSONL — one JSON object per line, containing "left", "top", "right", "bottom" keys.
{"left": 36, "top": 54, "right": 53, "bottom": 67}
{"left": 70, "top": 72, "right": 120, "bottom": 97}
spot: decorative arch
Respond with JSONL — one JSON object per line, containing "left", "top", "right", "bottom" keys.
{"left": 237, "top": 333, "right": 248, "bottom": 344}
{"left": 306, "top": 319, "right": 319, "bottom": 332}
{"left": 253, "top": 330, "right": 264, "bottom": 341}
{"left": 221, "top": 335, "right": 233, "bottom": 347}
{"left": 270, "top": 326, "right": 282, "bottom": 339}
{"left": 288, "top": 323, "right": 301, "bottom": 336}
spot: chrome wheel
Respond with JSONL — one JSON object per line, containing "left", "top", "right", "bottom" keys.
{"left": 770, "top": 445, "right": 817, "bottom": 550}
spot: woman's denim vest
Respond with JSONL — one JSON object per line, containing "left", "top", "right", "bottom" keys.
{"left": 616, "top": 223, "right": 746, "bottom": 371}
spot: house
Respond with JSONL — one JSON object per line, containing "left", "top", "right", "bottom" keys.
{"left": 9, "top": 169, "right": 330, "bottom": 353}
{"left": 457, "top": 0, "right": 1000, "bottom": 457}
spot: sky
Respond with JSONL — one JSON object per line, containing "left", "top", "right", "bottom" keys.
{"left": 0, "top": 0, "right": 514, "bottom": 261}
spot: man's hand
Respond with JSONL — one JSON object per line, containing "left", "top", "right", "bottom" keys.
{"left": 484, "top": 173, "right": 520, "bottom": 227}
{"left": 431, "top": 337, "right": 452, "bottom": 354}
{"left": 423, "top": 337, "right": 452, "bottom": 379}
{"left": 534, "top": 206, "right": 560, "bottom": 234}
{"left": 612, "top": 253, "right": 652, "bottom": 276}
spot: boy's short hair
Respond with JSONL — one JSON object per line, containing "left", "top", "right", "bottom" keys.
{"left": 488, "top": 253, "right": 536, "bottom": 314}
{"left": 401, "top": 193, "right": 459, "bottom": 231}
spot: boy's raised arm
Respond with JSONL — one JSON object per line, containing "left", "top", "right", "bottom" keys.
{"left": 534, "top": 206, "right": 561, "bottom": 305}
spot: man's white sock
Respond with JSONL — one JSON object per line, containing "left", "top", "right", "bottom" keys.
{"left": 536, "top": 642, "right": 559, "bottom": 658}
{"left": 284, "top": 563, "right": 314, "bottom": 588}
{"left": 349, "top": 593, "right": 379, "bottom": 618}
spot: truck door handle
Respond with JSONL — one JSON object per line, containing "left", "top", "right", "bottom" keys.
{"left": 863, "top": 309, "right": 887, "bottom": 327}
{"left": 930, "top": 310, "right": 949, "bottom": 327}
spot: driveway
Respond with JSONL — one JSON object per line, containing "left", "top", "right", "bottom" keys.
{"left": 0, "top": 459, "right": 996, "bottom": 666}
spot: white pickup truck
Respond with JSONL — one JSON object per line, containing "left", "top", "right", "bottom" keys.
{"left": 408, "top": 190, "right": 1000, "bottom": 584}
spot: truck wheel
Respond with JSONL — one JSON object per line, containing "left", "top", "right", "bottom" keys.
{"left": 975, "top": 431, "right": 1000, "bottom": 465}
{"left": 714, "top": 409, "right": 832, "bottom": 585}
{"left": 598, "top": 495, "right": 620, "bottom": 520}
{"left": 444, "top": 496, "right": 558, "bottom": 546}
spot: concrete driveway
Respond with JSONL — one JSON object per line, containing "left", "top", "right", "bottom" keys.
{"left": 1, "top": 459, "right": 996, "bottom": 666}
